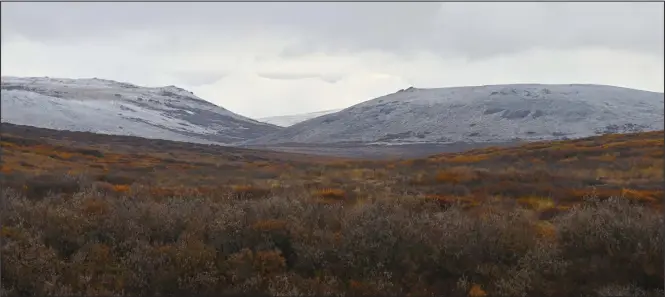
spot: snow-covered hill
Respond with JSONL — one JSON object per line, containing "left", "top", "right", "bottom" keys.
{"left": 258, "top": 109, "right": 343, "bottom": 127}
{"left": 245, "top": 85, "right": 664, "bottom": 145}
{"left": 1, "top": 76, "right": 281, "bottom": 144}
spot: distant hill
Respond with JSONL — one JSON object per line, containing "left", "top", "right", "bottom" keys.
{"left": 1, "top": 76, "right": 281, "bottom": 145}
{"left": 246, "top": 84, "right": 664, "bottom": 145}
{"left": 258, "top": 109, "right": 343, "bottom": 127}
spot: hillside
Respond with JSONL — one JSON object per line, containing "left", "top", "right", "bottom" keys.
{"left": 0, "top": 76, "right": 281, "bottom": 144}
{"left": 246, "top": 84, "right": 664, "bottom": 145}
{"left": 3, "top": 122, "right": 661, "bottom": 207}
{"left": 258, "top": 108, "right": 343, "bottom": 127}
{"left": 1, "top": 124, "right": 663, "bottom": 297}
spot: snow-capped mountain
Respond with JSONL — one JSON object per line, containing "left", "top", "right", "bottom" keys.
{"left": 245, "top": 84, "right": 664, "bottom": 145}
{"left": 258, "top": 109, "right": 343, "bottom": 127}
{"left": 1, "top": 76, "right": 281, "bottom": 144}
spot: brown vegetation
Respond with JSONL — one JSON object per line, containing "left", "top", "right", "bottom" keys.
{"left": 0, "top": 123, "right": 663, "bottom": 296}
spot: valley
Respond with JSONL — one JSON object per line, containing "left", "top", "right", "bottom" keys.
{"left": 258, "top": 108, "right": 343, "bottom": 127}
{"left": 1, "top": 76, "right": 664, "bottom": 297}
{"left": 2, "top": 2, "right": 662, "bottom": 296}
{"left": 242, "top": 140, "right": 522, "bottom": 159}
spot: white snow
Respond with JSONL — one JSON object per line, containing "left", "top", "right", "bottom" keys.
{"left": 1, "top": 76, "right": 280, "bottom": 144}
{"left": 258, "top": 109, "right": 343, "bottom": 127}
{"left": 4, "top": 77, "right": 662, "bottom": 148}
{"left": 246, "top": 84, "right": 665, "bottom": 145}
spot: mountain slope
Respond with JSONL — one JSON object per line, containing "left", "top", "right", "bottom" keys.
{"left": 246, "top": 84, "right": 664, "bottom": 145}
{"left": 258, "top": 109, "right": 343, "bottom": 127}
{"left": 1, "top": 76, "right": 281, "bottom": 144}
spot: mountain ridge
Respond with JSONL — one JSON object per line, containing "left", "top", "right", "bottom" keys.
{"left": 3, "top": 77, "right": 663, "bottom": 148}
{"left": 245, "top": 83, "right": 664, "bottom": 145}
{"left": 0, "top": 76, "right": 282, "bottom": 145}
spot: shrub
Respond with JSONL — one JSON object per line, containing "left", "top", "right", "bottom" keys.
{"left": 553, "top": 197, "right": 664, "bottom": 293}
{"left": 315, "top": 188, "right": 346, "bottom": 200}
{"left": 435, "top": 167, "right": 478, "bottom": 185}
{"left": 447, "top": 155, "right": 489, "bottom": 163}
{"left": 468, "top": 284, "right": 488, "bottom": 297}
{"left": 95, "top": 173, "right": 136, "bottom": 185}
{"left": 112, "top": 184, "right": 131, "bottom": 194}
{"left": 22, "top": 173, "right": 82, "bottom": 200}
{"left": 1, "top": 128, "right": 663, "bottom": 296}
{"left": 72, "top": 147, "right": 105, "bottom": 158}
{"left": 1, "top": 232, "right": 64, "bottom": 296}
{"left": 516, "top": 196, "right": 555, "bottom": 211}
{"left": 231, "top": 184, "right": 272, "bottom": 199}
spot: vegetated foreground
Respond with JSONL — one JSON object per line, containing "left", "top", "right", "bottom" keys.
{"left": 1, "top": 123, "right": 663, "bottom": 296}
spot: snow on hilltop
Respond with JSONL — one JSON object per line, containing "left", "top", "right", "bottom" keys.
{"left": 0, "top": 76, "right": 281, "bottom": 144}
{"left": 245, "top": 84, "right": 665, "bottom": 145}
{"left": 258, "top": 109, "right": 343, "bottom": 127}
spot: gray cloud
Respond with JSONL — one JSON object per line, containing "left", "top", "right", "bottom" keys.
{"left": 433, "top": 3, "right": 664, "bottom": 59}
{"left": 3, "top": 2, "right": 662, "bottom": 59}
{"left": 1, "top": 2, "right": 663, "bottom": 118}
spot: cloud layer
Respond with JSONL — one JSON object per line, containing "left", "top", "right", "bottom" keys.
{"left": 2, "top": 2, "right": 663, "bottom": 118}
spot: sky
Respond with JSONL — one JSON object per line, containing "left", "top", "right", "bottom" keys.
{"left": 1, "top": 2, "right": 663, "bottom": 119}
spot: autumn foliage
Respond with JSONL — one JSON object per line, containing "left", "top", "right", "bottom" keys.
{"left": 0, "top": 123, "right": 663, "bottom": 296}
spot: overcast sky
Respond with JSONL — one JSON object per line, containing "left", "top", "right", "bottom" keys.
{"left": 1, "top": 2, "right": 663, "bottom": 119}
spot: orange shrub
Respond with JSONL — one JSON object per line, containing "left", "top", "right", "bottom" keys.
{"left": 1, "top": 165, "right": 13, "bottom": 174}
{"left": 251, "top": 219, "right": 288, "bottom": 232}
{"left": 589, "top": 153, "right": 617, "bottom": 162}
{"left": 468, "top": 284, "right": 487, "bottom": 297}
{"left": 112, "top": 184, "right": 131, "bottom": 193}
{"left": 231, "top": 184, "right": 254, "bottom": 193}
{"left": 435, "top": 167, "right": 478, "bottom": 184}
{"left": 534, "top": 221, "right": 557, "bottom": 242}
{"left": 516, "top": 196, "right": 555, "bottom": 211}
{"left": 315, "top": 188, "right": 346, "bottom": 200}
{"left": 648, "top": 150, "right": 664, "bottom": 158}
{"left": 231, "top": 184, "right": 271, "bottom": 199}
{"left": 0, "top": 141, "right": 18, "bottom": 149}
{"left": 57, "top": 152, "right": 75, "bottom": 160}
{"left": 448, "top": 154, "right": 489, "bottom": 163}
{"left": 399, "top": 159, "right": 416, "bottom": 166}
{"left": 621, "top": 188, "right": 661, "bottom": 204}
{"left": 149, "top": 187, "right": 181, "bottom": 197}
